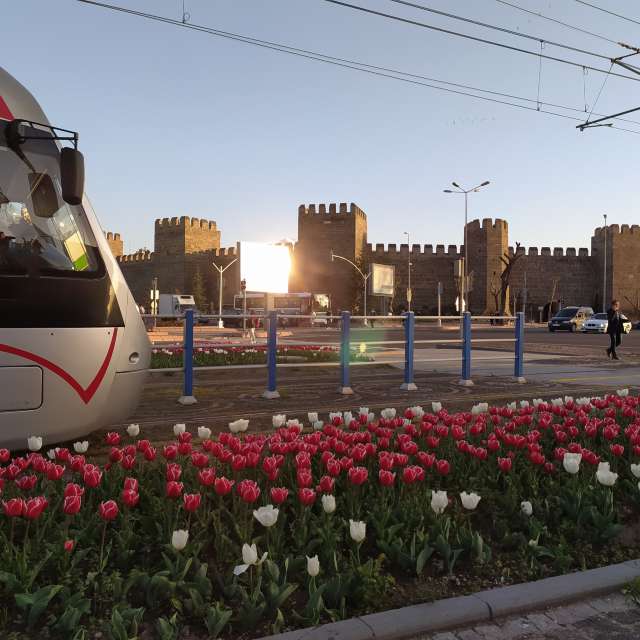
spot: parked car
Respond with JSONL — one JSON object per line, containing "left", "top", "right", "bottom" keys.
{"left": 311, "top": 312, "right": 329, "bottom": 327}
{"left": 581, "top": 312, "right": 632, "bottom": 334}
{"left": 548, "top": 306, "right": 594, "bottom": 332}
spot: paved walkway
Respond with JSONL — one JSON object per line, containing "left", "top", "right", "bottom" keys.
{"left": 422, "top": 592, "right": 640, "bottom": 640}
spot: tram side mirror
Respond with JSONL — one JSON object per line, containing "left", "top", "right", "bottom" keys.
{"left": 28, "top": 173, "right": 59, "bottom": 219}
{"left": 60, "top": 147, "right": 85, "bottom": 206}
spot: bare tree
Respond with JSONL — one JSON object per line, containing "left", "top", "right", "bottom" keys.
{"left": 498, "top": 242, "right": 524, "bottom": 315}
{"left": 624, "top": 290, "right": 640, "bottom": 318}
{"left": 489, "top": 271, "right": 500, "bottom": 313}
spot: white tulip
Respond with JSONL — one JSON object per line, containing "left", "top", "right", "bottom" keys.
{"left": 308, "top": 412, "right": 319, "bottom": 424}
{"left": 409, "top": 406, "right": 424, "bottom": 419}
{"left": 596, "top": 461, "right": 618, "bottom": 487}
{"left": 328, "top": 411, "right": 342, "bottom": 423}
{"left": 564, "top": 395, "right": 574, "bottom": 405}
{"left": 343, "top": 412, "right": 354, "bottom": 425}
{"left": 507, "top": 402, "right": 516, "bottom": 411}
{"left": 471, "top": 403, "right": 488, "bottom": 415}
{"left": 630, "top": 464, "right": 640, "bottom": 479}
{"left": 562, "top": 452, "right": 582, "bottom": 475}
{"left": 272, "top": 414, "right": 286, "bottom": 428}
{"left": 197, "top": 426, "right": 212, "bottom": 440}
{"left": 173, "top": 423, "right": 186, "bottom": 436}
{"left": 358, "top": 407, "right": 369, "bottom": 417}
{"left": 381, "top": 408, "right": 396, "bottom": 420}
{"left": 171, "top": 529, "right": 189, "bottom": 551}
{"left": 432, "top": 401, "right": 442, "bottom": 413}
{"left": 322, "top": 494, "right": 336, "bottom": 514}
{"left": 460, "top": 491, "right": 481, "bottom": 510}
{"left": 127, "top": 424, "right": 140, "bottom": 438}
{"left": 306, "top": 555, "right": 320, "bottom": 577}
{"left": 519, "top": 400, "right": 530, "bottom": 409}
{"left": 431, "top": 490, "right": 448, "bottom": 515}
{"left": 27, "top": 436, "right": 42, "bottom": 452}
{"left": 367, "top": 412, "right": 375, "bottom": 423}
{"left": 286, "top": 419, "right": 301, "bottom": 429}
{"left": 521, "top": 501, "right": 533, "bottom": 517}
{"left": 313, "top": 421, "right": 324, "bottom": 431}
{"left": 229, "top": 419, "right": 249, "bottom": 434}
{"left": 617, "top": 388, "right": 629, "bottom": 397}
{"left": 253, "top": 505, "right": 279, "bottom": 528}
{"left": 234, "top": 543, "right": 268, "bottom": 575}
{"left": 551, "top": 398, "right": 563, "bottom": 407}
{"left": 73, "top": 441, "right": 89, "bottom": 454}
{"left": 532, "top": 398, "right": 544, "bottom": 408}
{"left": 46, "top": 448, "right": 59, "bottom": 460}
{"left": 349, "top": 519, "right": 366, "bottom": 543}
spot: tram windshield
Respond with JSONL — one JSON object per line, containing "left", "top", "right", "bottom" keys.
{"left": 0, "top": 121, "right": 102, "bottom": 277}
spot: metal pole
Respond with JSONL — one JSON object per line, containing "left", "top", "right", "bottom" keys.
{"left": 178, "top": 309, "right": 197, "bottom": 405}
{"left": 459, "top": 311, "right": 473, "bottom": 386}
{"left": 338, "top": 311, "right": 354, "bottom": 395}
{"left": 363, "top": 274, "right": 367, "bottom": 326}
{"left": 401, "top": 311, "right": 417, "bottom": 390}
{"left": 243, "top": 289, "right": 247, "bottom": 336}
{"left": 603, "top": 214, "right": 608, "bottom": 312}
{"left": 437, "top": 281, "right": 442, "bottom": 327}
{"left": 463, "top": 191, "right": 468, "bottom": 315}
{"left": 218, "top": 267, "right": 224, "bottom": 328}
{"left": 263, "top": 310, "right": 280, "bottom": 399}
{"left": 514, "top": 311, "right": 526, "bottom": 383}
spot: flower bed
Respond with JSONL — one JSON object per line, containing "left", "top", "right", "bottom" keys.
{"left": 2, "top": 392, "right": 640, "bottom": 638}
{"left": 150, "top": 344, "right": 371, "bottom": 368}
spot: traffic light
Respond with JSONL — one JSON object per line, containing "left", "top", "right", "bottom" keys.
{"left": 240, "top": 279, "right": 246, "bottom": 292}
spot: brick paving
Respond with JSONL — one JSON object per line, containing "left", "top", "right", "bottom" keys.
{"left": 420, "top": 593, "right": 640, "bottom": 640}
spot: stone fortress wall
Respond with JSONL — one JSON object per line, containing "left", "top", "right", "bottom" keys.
{"left": 106, "top": 203, "right": 640, "bottom": 318}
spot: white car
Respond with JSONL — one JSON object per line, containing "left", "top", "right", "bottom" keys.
{"left": 581, "top": 313, "right": 632, "bottom": 334}
{"left": 311, "top": 312, "right": 329, "bottom": 327}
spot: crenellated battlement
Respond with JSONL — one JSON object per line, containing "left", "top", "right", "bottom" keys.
{"left": 105, "top": 232, "right": 121, "bottom": 241}
{"left": 155, "top": 216, "right": 218, "bottom": 230}
{"left": 508, "top": 246, "right": 590, "bottom": 258}
{"left": 465, "top": 218, "right": 508, "bottom": 232}
{"left": 298, "top": 202, "right": 367, "bottom": 220}
{"left": 366, "top": 242, "right": 460, "bottom": 256}
{"left": 118, "top": 250, "right": 153, "bottom": 263}
{"left": 593, "top": 224, "right": 640, "bottom": 236}
{"left": 211, "top": 246, "right": 238, "bottom": 257}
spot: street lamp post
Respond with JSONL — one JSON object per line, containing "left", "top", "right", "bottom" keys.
{"left": 404, "top": 231, "right": 412, "bottom": 311}
{"left": 331, "top": 251, "right": 370, "bottom": 324}
{"left": 212, "top": 258, "right": 238, "bottom": 328}
{"left": 443, "top": 180, "right": 491, "bottom": 314}
{"left": 603, "top": 214, "right": 608, "bottom": 313}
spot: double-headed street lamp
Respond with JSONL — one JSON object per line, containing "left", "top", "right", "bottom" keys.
{"left": 331, "top": 250, "right": 370, "bottom": 324}
{"left": 443, "top": 180, "right": 490, "bottom": 314}
{"left": 602, "top": 213, "right": 608, "bottom": 313}
{"left": 212, "top": 258, "right": 238, "bottom": 328}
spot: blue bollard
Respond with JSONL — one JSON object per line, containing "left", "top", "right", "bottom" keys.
{"left": 514, "top": 311, "right": 526, "bottom": 383}
{"left": 338, "top": 311, "right": 354, "bottom": 395}
{"left": 178, "top": 309, "right": 197, "bottom": 405}
{"left": 459, "top": 311, "right": 473, "bottom": 387}
{"left": 263, "top": 311, "right": 280, "bottom": 399}
{"left": 401, "top": 311, "right": 417, "bottom": 390}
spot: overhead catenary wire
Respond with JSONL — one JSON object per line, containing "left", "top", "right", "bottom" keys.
{"left": 319, "top": 0, "right": 640, "bottom": 82}
{"left": 493, "top": 0, "right": 620, "bottom": 46}
{"left": 75, "top": 0, "right": 640, "bottom": 134}
{"left": 572, "top": 0, "right": 640, "bottom": 28}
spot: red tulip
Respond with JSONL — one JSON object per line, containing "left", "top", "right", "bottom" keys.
{"left": 69, "top": 455, "right": 86, "bottom": 473}
{"left": 64, "top": 482, "right": 84, "bottom": 498}
{"left": 163, "top": 444, "right": 178, "bottom": 460}
{"left": 177, "top": 431, "right": 192, "bottom": 444}
{"left": 142, "top": 446, "right": 157, "bottom": 462}
{"left": 497, "top": 457, "right": 512, "bottom": 473}
{"left": 99, "top": 500, "right": 119, "bottom": 521}
{"left": 611, "top": 444, "right": 624, "bottom": 457}
{"left": 177, "top": 442, "right": 192, "bottom": 456}
{"left": 298, "top": 487, "right": 316, "bottom": 505}
{"left": 214, "top": 476, "right": 234, "bottom": 496}
{"left": 121, "top": 455, "right": 136, "bottom": 470}
{"left": 3, "top": 497, "right": 25, "bottom": 517}
{"left": 15, "top": 474, "right": 38, "bottom": 491}
{"left": 63, "top": 495, "right": 82, "bottom": 515}
{"left": 296, "top": 468, "right": 313, "bottom": 488}
{"left": 402, "top": 465, "right": 425, "bottom": 484}
{"left": 123, "top": 477, "right": 139, "bottom": 493}
{"left": 121, "top": 489, "right": 140, "bottom": 508}
{"left": 0, "top": 449, "right": 10, "bottom": 463}
{"left": 197, "top": 468, "right": 217, "bottom": 487}
{"left": 109, "top": 447, "right": 123, "bottom": 463}
{"left": 166, "top": 463, "right": 182, "bottom": 482}
{"left": 83, "top": 465, "right": 103, "bottom": 489}
{"left": 105, "top": 432, "right": 121, "bottom": 446}
{"left": 24, "top": 496, "right": 48, "bottom": 520}
{"left": 231, "top": 454, "right": 246, "bottom": 472}
{"left": 236, "top": 479, "right": 260, "bottom": 503}
{"left": 318, "top": 475, "right": 335, "bottom": 493}
{"left": 347, "top": 466, "right": 368, "bottom": 485}
{"left": 183, "top": 493, "right": 201, "bottom": 512}
{"left": 190, "top": 452, "right": 209, "bottom": 468}
{"left": 326, "top": 458, "right": 341, "bottom": 477}
{"left": 435, "top": 459, "right": 450, "bottom": 476}
{"left": 378, "top": 469, "right": 396, "bottom": 486}
{"left": 166, "top": 481, "right": 184, "bottom": 498}
{"left": 270, "top": 487, "right": 289, "bottom": 504}
{"left": 64, "top": 540, "right": 74, "bottom": 553}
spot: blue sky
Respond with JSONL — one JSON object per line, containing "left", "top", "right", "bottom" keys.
{"left": 4, "top": 0, "right": 640, "bottom": 253}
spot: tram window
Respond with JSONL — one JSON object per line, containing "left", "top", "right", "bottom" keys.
{"left": 0, "top": 122, "right": 102, "bottom": 277}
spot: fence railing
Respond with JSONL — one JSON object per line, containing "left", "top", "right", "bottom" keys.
{"left": 156, "top": 310, "right": 526, "bottom": 404}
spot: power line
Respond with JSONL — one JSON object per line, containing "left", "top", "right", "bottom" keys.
{"left": 385, "top": 0, "right": 616, "bottom": 60}
{"left": 493, "top": 0, "right": 619, "bottom": 46}
{"left": 75, "top": 0, "right": 640, "bottom": 134}
{"left": 572, "top": 0, "right": 640, "bottom": 28}
{"left": 320, "top": 0, "right": 640, "bottom": 82}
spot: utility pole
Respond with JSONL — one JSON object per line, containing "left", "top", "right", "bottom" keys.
{"left": 331, "top": 250, "right": 370, "bottom": 324}
{"left": 212, "top": 258, "right": 238, "bottom": 328}
{"left": 437, "top": 281, "right": 442, "bottom": 327}
{"left": 404, "top": 231, "right": 412, "bottom": 311}
{"left": 150, "top": 277, "right": 159, "bottom": 330}
{"left": 603, "top": 214, "right": 608, "bottom": 313}
{"left": 444, "top": 180, "right": 491, "bottom": 315}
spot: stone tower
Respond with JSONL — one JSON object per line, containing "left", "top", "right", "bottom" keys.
{"left": 105, "top": 232, "right": 123, "bottom": 258}
{"left": 293, "top": 203, "right": 368, "bottom": 312}
{"left": 592, "top": 224, "right": 640, "bottom": 311}
{"left": 465, "top": 218, "right": 509, "bottom": 314}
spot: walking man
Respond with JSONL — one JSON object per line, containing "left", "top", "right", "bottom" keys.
{"left": 606, "top": 299, "right": 623, "bottom": 360}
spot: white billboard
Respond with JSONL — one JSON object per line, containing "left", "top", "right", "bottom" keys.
{"left": 371, "top": 263, "right": 395, "bottom": 296}
{"left": 240, "top": 242, "right": 291, "bottom": 294}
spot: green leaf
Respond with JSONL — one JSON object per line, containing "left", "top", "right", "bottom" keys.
{"left": 416, "top": 545, "right": 434, "bottom": 576}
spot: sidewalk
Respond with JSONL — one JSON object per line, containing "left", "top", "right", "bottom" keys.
{"left": 422, "top": 592, "right": 640, "bottom": 640}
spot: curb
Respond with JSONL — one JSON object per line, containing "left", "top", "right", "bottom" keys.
{"left": 257, "top": 559, "right": 640, "bottom": 640}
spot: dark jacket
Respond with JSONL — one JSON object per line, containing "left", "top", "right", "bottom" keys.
{"left": 607, "top": 308, "right": 622, "bottom": 338}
